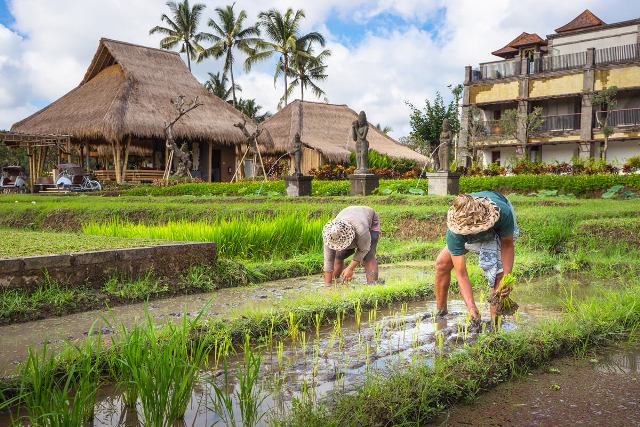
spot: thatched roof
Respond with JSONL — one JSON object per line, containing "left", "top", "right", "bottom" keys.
{"left": 11, "top": 38, "right": 266, "bottom": 146}
{"left": 261, "top": 100, "right": 427, "bottom": 164}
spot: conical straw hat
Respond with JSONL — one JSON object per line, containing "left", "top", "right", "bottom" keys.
{"left": 447, "top": 194, "right": 500, "bottom": 235}
{"left": 322, "top": 220, "right": 356, "bottom": 250}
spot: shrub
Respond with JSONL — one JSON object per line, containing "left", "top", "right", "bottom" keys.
{"left": 623, "top": 155, "right": 640, "bottom": 172}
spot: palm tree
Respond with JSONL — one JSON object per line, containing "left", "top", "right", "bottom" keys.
{"left": 199, "top": 4, "right": 260, "bottom": 107}
{"left": 237, "top": 98, "right": 271, "bottom": 123}
{"left": 204, "top": 72, "right": 241, "bottom": 102}
{"left": 376, "top": 123, "right": 393, "bottom": 134}
{"left": 245, "top": 8, "right": 325, "bottom": 107}
{"left": 279, "top": 39, "right": 331, "bottom": 106}
{"left": 149, "top": 0, "right": 208, "bottom": 71}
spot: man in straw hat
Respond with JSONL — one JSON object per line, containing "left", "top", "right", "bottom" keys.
{"left": 323, "top": 206, "right": 381, "bottom": 285}
{"left": 434, "top": 191, "right": 519, "bottom": 326}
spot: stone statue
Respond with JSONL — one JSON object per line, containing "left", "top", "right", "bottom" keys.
{"left": 352, "top": 111, "right": 369, "bottom": 174}
{"left": 291, "top": 132, "right": 305, "bottom": 176}
{"left": 165, "top": 126, "right": 192, "bottom": 177}
{"left": 437, "top": 118, "right": 452, "bottom": 172}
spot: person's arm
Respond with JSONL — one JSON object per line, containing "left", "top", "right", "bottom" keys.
{"left": 498, "top": 235, "right": 515, "bottom": 296}
{"left": 340, "top": 259, "right": 360, "bottom": 283}
{"left": 451, "top": 254, "right": 480, "bottom": 319}
{"left": 323, "top": 244, "right": 336, "bottom": 285}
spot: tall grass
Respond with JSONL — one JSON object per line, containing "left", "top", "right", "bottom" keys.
{"left": 83, "top": 213, "right": 329, "bottom": 259}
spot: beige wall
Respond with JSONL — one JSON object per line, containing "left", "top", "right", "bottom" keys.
{"left": 469, "top": 81, "right": 519, "bottom": 104}
{"left": 595, "top": 66, "right": 640, "bottom": 90}
{"left": 300, "top": 147, "right": 324, "bottom": 175}
{"left": 551, "top": 24, "right": 639, "bottom": 55}
{"left": 529, "top": 74, "right": 583, "bottom": 98}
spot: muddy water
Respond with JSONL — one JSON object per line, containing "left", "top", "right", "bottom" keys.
{"left": 0, "top": 262, "right": 430, "bottom": 375}
{"left": 436, "top": 344, "right": 640, "bottom": 426}
{"left": 88, "top": 292, "right": 557, "bottom": 426}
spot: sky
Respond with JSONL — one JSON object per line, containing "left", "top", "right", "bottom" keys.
{"left": 0, "top": 1, "right": 639, "bottom": 138}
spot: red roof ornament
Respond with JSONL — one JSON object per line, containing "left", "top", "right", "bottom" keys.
{"left": 555, "top": 9, "right": 605, "bottom": 33}
{"left": 492, "top": 32, "right": 547, "bottom": 58}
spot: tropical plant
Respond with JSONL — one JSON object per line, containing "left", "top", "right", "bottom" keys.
{"left": 237, "top": 98, "right": 271, "bottom": 123}
{"left": 406, "top": 90, "right": 460, "bottom": 157}
{"left": 280, "top": 38, "right": 331, "bottom": 106}
{"left": 245, "top": 8, "right": 325, "bottom": 107}
{"left": 204, "top": 71, "right": 241, "bottom": 102}
{"left": 199, "top": 3, "right": 260, "bottom": 106}
{"left": 591, "top": 86, "right": 618, "bottom": 162}
{"left": 375, "top": 123, "right": 393, "bottom": 134}
{"left": 149, "top": 0, "right": 208, "bottom": 71}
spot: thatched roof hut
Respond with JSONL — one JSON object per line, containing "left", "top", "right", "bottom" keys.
{"left": 12, "top": 38, "right": 263, "bottom": 145}
{"left": 11, "top": 38, "right": 273, "bottom": 183}
{"left": 262, "top": 100, "right": 427, "bottom": 164}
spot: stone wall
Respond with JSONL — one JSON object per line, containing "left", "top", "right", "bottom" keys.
{"left": 0, "top": 243, "right": 216, "bottom": 290}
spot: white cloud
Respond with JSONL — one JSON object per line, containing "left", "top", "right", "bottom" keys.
{"left": 1, "top": 0, "right": 640, "bottom": 137}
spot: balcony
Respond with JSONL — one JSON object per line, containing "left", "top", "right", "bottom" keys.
{"left": 595, "top": 108, "right": 640, "bottom": 128}
{"left": 537, "top": 113, "right": 581, "bottom": 132}
{"left": 470, "top": 42, "right": 640, "bottom": 82}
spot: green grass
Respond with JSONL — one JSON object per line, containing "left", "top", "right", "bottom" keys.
{"left": 0, "top": 228, "right": 175, "bottom": 258}
{"left": 82, "top": 213, "right": 330, "bottom": 260}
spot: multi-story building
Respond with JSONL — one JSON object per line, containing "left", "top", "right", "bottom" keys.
{"left": 458, "top": 10, "right": 640, "bottom": 167}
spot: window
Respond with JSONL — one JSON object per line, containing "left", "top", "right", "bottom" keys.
{"left": 493, "top": 110, "right": 502, "bottom": 120}
{"left": 491, "top": 151, "right": 501, "bottom": 165}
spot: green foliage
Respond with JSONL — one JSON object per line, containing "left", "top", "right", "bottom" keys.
{"left": 349, "top": 149, "right": 416, "bottom": 172}
{"left": 624, "top": 155, "right": 640, "bottom": 171}
{"left": 0, "top": 141, "right": 28, "bottom": 169}
{"left": 102, "top": 270, "right": 168, "bottom": 300}
{"left": 499, "top": 106, "right": 545, "bottom": 138}
{"left": 406, "top": 90, "right": 460, "bottom": 155}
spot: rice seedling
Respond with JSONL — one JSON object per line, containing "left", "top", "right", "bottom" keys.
{"left": 236, "top": 336, "right": 268, "bottom": 427}
{"left": 83, "top": 212, "right": 329, "bottom": 260}
{"left": 127, "top": 310, "right": 209, "bottom": 426}
{"left": 103, "top": 269, "right": 167, "bottom": 300}
{"left": 314, "top": 312, "right": 323, "bottom": 342}
{"left": 354, "top": 300, "right": 362, "bottom": 332}
{"left": 287, "top": 311, "right": 300, "bottom": 347}
{"left": 490, "top": 273, "right": 519, "bottom": 316}
{"left": 17, "top": 327, "right": 102, "bottom": 426}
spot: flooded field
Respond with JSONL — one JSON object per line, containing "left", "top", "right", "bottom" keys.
{"left": 0, "top": 267, "right": 614, "bottom": 426}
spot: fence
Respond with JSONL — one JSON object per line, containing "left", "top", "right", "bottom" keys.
{"left": 595, "top": 43, "right": 640, "bottom": 65}
{"left": 538, "top": 113, "right": 582, "bottom": 132}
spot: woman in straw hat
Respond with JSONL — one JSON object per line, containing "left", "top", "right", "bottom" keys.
{"left": 323, "top": 206, "right": 381, "bottom": 285}
{"left": 435, "top": 191, "right": 519, "bottom": 327}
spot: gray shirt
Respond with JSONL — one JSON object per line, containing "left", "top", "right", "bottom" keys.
{"left": 323, "top": 206, "right": 380, "bottom": 272}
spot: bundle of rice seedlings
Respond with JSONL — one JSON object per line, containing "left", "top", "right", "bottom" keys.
{"left": 489, "top": 273, "right": 519, "bottom": 316}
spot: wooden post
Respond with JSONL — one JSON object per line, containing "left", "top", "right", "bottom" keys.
{"left": 121, "top": 135, "right": 131, "bottom": 183}
{"left": 207, "top": 142, "right": 213, "bottom": 182}
{"left": 111, "top": 140, "right": 121, "bottom": 184}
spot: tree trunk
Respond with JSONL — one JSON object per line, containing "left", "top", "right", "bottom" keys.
{"left": 283, "top": 54, "right": 288, "bottom": 106}
{"left": 186, "top": 41, "right": 192, "bottom": 71}
{"left": 229, "top": 51, "right": 237, "bottom": 108}
{"left": 300, "top": 78, "right": 304, "bottom": 101}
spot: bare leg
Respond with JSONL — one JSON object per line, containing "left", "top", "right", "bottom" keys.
{"left": 363, "top": 257, "right": 378, "bottom": 284}
{"left": 435, "top": 248, "right": 454, "bottom": 314}
{"left": 333, "top": 259, "right": 345, "bottom": 280}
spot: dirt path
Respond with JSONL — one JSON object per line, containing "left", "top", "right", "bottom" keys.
{"left": 0, "top": 262, "right": 431, "bottom": 376}
{"left": 434, "top": 345, "right": 640, "bottom": 427}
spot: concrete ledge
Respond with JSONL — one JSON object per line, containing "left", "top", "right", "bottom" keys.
{"left": 0, "top": 242, "right": 217, "bottom": 290}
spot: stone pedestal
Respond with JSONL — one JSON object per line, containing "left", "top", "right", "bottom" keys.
{"left": 284, "top": 175, "right": 313, "bottom": 196}
{"left": 426, "top": 172, "right": 461, "bottom": 196}
{"left": 349, "top": 173, "right": 379, "bottom": 196}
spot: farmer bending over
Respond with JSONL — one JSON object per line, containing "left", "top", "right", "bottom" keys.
{"left": 323, "top": 206, "right": 380, "bottom": 285}
{"left": 435, "top": 191, "right": 518, "bottom": 325}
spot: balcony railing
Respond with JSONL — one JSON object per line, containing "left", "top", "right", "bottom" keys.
{"left": 478, "top": 120, "right": 504, "bottom": 136}
{"left": 595, "top": 108, "right": 640, "bottom": 128}
{"left": 471, "top": 41, "right": 640, "bottom": 81}
{"left": 472, "top": 59, "right": 519, "bottom": 81}
{"left": 538, "top": 113, "right": 581, "bottom": 132}
{"left": 538, "top": 51, "right": 587, "bottom": 72}
{"left": 595, "top": 43, "right": 640, "bottom": 65}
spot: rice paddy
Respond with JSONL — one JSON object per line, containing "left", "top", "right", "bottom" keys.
{"left": 1, "top": 193, "right": 639, "bottom": 425}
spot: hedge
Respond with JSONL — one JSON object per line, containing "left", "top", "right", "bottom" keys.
{"left": 122, "top": 174, "right": 640, "bottom": 197}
